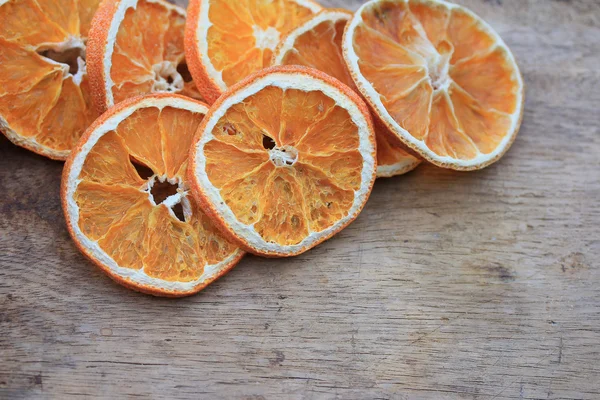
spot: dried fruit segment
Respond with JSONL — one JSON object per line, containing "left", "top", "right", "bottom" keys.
{"left": 97, "top": 199, "right": 154, "bottom": 272}
{"left": 62, "top": 94, "right": 243, "bottom": 297}
{"left": 295, "top": 105, "right": 360, "bottom": 155}
{"left": 292, "top": 163, "right": 356, "bottom": 233}
{"left": 185, "top": 0, "right": 322, "bottom": 103}
{"left": 0, "top": 0, "right": 101, "bottom": 159}
{"left": 274, "top": 10, "right": 354, "bottom": 87}
{"left": 114, "top": 107, "right": 166, "bottom": 175}
{"left": 272, "top": 9, "right": 420, "bottom": 177}
{"left": 160, "top": 106, "right": 204, "bottom": 177}
{"left": 254, "top": 168, "right": 310, "bottom": 246}
{"left": 74, "top": 182, "right": 148, "bottom": 241}
{"left": 449, "top": 84, "right": 512, "bottom": 154}
{"left": 88, "top": 0, "right": 203, "bottom": 112}
{"left": 142, "top": 206, "right": 206, "bottom": 281}
{"left": 343, "top": 0, "right": 524, "bottom": 170}
{"left": 450, "top": 48, "right": 520, "bottom": 114}
{"left": 218, "top": 163, "right": 274, "bottom": 226}
{"left": 189, "top": 66, "right": 377, "bottom": 257}
{"left": 78, "top": 131, "right": 146, "bottom": 187}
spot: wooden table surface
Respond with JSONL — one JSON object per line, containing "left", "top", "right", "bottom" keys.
{"left": 1, "top": 0, "right": 599, "bottom": 399}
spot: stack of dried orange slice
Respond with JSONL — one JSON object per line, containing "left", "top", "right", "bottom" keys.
{"left": 0, "top": 0, "right": 524, "bottom": 296}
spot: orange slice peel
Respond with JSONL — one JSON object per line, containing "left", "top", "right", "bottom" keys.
{"left": 62, "top": 93, "right": 244, "bottom": 297}
{"left": 188, "top": 66, "right": 377, "bottom": 257}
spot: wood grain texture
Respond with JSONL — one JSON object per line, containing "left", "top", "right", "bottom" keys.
{"left": 1, "top": 0, "right": 599, "bottom": 398}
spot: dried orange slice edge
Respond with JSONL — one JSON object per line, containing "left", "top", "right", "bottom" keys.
{"left": 342, "top": 0, "right": 524, "bottom": 170}
{"left": 87, "top": 0, "right": 202, "bottom": 113}
{"left": 185, "top": 0, "right": 322, "bottom": 103}
{"left": 189, "top": 66, "right": 377, "bottom": 257}
{"left": 272, "top": 8, "right": 421, "bottom": 178}
{"left": 62, "top": 94, "right": 244, "bottom": 297}
{"left": 375, "top": 126, "right": 421, "bottom": 178}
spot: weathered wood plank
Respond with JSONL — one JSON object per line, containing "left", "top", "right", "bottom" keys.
{"left": 1, "top": 0, "right": 599, "bottom": 399}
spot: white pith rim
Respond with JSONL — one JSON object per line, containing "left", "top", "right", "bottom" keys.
{"left": 342, "top": 0, "right": 524, "bottom": 169}
{"left": 192, "top": 72, "right": 377, "bottom": 255}
{"left": 377, "top": 157, "right": 420, "bottom": 177}
{"left": 64, "top": 96, "right": 243, "bottom": 293}
{"left": 102, "top": 0, "right": 187, "bottom": 108}
{"left": 195, "top": 0, "right": 323, "bottom": 92}
{"left": 271, "top": 9, "right": 352, "bottom": 66}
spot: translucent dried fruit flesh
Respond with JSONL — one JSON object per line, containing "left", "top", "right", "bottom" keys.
{"left": 203, "top": 86, "right": 366, "bottom": 246}
{"left": 275, "top": 10, "right": 420, "bottom": 177}
{"left": 278, "top": 13, "right": 355, "bottom": 89}
{"left": 202, "top": 0, "right": 320, "bottom": 88}
{"left": 349, "top": 0, "right": 522, "bottom": 162}
{"left": 0, "top": 0, "right": 101, "bottom": 158}
{"left": 104, "top": 0, "right": 203, "bottom": 107}
{"left": 72, "top": 101, "right": 239, "bottom": 284}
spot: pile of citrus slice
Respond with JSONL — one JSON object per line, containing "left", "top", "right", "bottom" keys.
{"left": 1, "top": 0, "right": 524, "bottom": 296}
{"left": 271, "top": 8, "right": 421, "bottom": 177}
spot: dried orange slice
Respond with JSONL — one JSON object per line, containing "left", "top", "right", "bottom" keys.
{"left": 62, "top": 94, "right": 244, "bottom": 297}
{"left": 272, "top": 9, "right": 421, "bottom": 178}
{"left": 343, "top": 0, "right": 524, "bottom": 170}
{"left": 185, "top": 0, "right": 322, "bottom": 103}
{"left": 87, "top": 0, "right": 203, "bottom": 113}
{"left": 189, "top": 66, "right": 377, "bottom": 257}
{"left": 0, "top": 0, "right": 101, "bottom": 160}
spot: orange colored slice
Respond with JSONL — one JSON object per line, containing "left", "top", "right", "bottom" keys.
{"left": 62, "top": 94, "right": 244, "bottom": 297}
{"left": 343, "top": 0, "right": 524, "bottom": 170}
{"left": 273, "top": 9, "right": 421, "bottom": 178}
{"left": 0, "top": 0, "right": 101, "bottom": 160}
{"left": 189, "top": 66, "right": 377, "bottom": 257}
{"left": 185, "top": 0, "right": 322, "bottom": 103}
{"left": 87, "top": 0, "right": 203, "bottom": 113}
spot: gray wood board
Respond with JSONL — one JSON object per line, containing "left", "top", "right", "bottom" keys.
{"left": 1, "top": 0, "right": 599, "bottom": 398}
